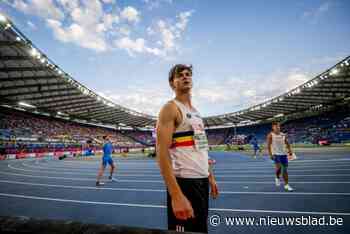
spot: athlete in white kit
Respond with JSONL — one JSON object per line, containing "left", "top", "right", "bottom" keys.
{"left": 157, "top": 64, "right": 219, "bottom": 233}
{"left": 267, "top": 122, "right": 294, "bottom": 191}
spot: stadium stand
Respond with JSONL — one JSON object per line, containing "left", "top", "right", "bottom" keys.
{"left": 0, "top": 106, "right": 148, "bottom": 159}
{"left": 217, "top": 105, "right": 350, "bottom": 146}
{"left": 1, "top": 104, "right": 349, "bottom": 160}
{"left": 121, "top": 130, "right": 155, "bottom": 146}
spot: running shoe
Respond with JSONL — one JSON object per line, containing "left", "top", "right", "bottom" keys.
{"left": 275, "top": 177, "right": 281, "bottom": 186}
{"left": 284, "top": 184, "right": 294, "bottom": 191}
{"left": 96, "top": 181, "right": 105, "bottom": 186}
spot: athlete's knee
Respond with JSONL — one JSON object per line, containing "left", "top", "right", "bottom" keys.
{"left": 281, "top": 165, "right": 288, "bottom": 174}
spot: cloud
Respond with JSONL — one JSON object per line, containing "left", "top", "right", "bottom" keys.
{"left": 120, "top": 6, "right": 140, "bottom": 24}
{"left": 98, "top": 68, "right": 313, "bottom": 116}
{"left": 148, "top": 10, "right": 194, "bottom": 54}
{"left": 176, "top": 10, "right": 193, "bottom": 31}
{"left": 119, "top": 26, "right": 131, "bottom": 36}
{"left": 114, "top": 36, "right": 164, "bottom": 56}
{"left": 113, "top": 10, "right": 193, "bottom": 57}
{"left": 7, "top": 0, "right": 193, "bottom": 58}
{"left": 192, "top": 68, "right": 311, "bottom": 115}
{"left": 10, "top": 0, "right": 64, "bottom": 21}
{"left": 98, "top": 87, "right": 172, "bottom": 115}
{"left": 101, "top": 0, "right": 116, "bottom": 4}
{"left": 143, "top": 0, "right": 173, "bottom": 10}
{"left": 27, "top": 20, "right": 37, "bottom": 30}
{"left": 47, "top": 19, "right": 108, "bottom": 52}
{"left": 302, "top": 1, "right": 333, "bottom": 24}
{"left": 115, "top": 37, "right": 146, "bottom": 54}
{"left": 157, "top": 20, "right": 176, "bottom": 50}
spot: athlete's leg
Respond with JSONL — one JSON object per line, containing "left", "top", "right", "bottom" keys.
{"left": 96, "top": 159, "right": 107, "bottom": 185}
{"left": 275, "top": 163, "right": 281, "bottom": 179}
{"left": 109, "top": 158, "right": 115, "bottom": 178}
{"left": 274, "top": 157, "right": 282, "bottom": 186}
{"left": 281, "top": 164, "right": 288, "bottom": 184}
{"left": 280, "top": 157, "right": 293, "bottom": 191}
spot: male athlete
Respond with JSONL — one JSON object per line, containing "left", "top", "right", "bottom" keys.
{"left": 267, "top": 122, "right": 294, "bottom": 191}
{"left": 250, "top": 136, "right": 260, "bottom": 158}
{"left": 157, "top": 64, "right": 219, "bottom": 233}
{"left": 96, "top": 135, "right": 116, "bottom": 186}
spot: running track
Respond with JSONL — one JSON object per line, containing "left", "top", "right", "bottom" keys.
{"left": 0, "top": 150, "right": 349, "bottom": 234}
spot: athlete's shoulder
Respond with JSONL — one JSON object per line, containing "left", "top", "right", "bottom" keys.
{"left": 158, "top": 100, "right": 177, "bottom": 120}
{"left": 161, "top": 100, "right": 176, "bottom": 110}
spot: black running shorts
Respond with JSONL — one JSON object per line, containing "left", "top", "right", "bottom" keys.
{"left": 167, "top": 177, "right": 209, "bottom": 233}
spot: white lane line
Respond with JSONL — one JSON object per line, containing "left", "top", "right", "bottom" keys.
{"left": 0, "top": 192, "right": 349, "bottom": 216}
{"left": 40, "top": 163, "right": 349, "bottom": 170}
{"left": 0, "top": 180, "right": 164, "bottom": 192}
{"left": 280, "top": 158, "right": 350, "bottom": 163}
{"left": 26, "top": 163, "right": 350, "bottom": 171}
{"left": 1, "top": 180, "right": 350, "bottom": 196}
{"left": 0, "top": 170, "right": 162, "bottom": 182}
{"left": 8, "top": 164, "right": 161, "bottom": 177}
{"left": 21, "top": 162, "right": 161, "bottom": 175}
{"left": 0, "top": 192, "right": 165, "bottom": 208}
{"left": 8, "top": 164, "right": 350, "bottom": 178}
{"left": 21, "top": 162, "right": 350, "bottom": 173}
{"left": 1, "top": 170, "right": 350, "bottom": 184}
{"left": 60, "top": 161, "right": 158, "bottom": 165}
{"left": 33, "top": 160, "right": 350, "bottom": 170}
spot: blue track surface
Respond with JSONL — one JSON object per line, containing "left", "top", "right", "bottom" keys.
{"left": 0, "top": 150, "right": 350, "bottom": 234}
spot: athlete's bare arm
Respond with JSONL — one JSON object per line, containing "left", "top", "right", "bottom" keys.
{"left": 208, "top": 169, "right": 219, "bottom": 199}
{"left": 267, "top": 133, "right": 273, "bottom": 158}
{"left": 156, "top": 102, "right": 194, "bottom": 220}
{"left": 284, "top": 136, "right": 293, "bottom": 155}
{"left": 92, "top": 137, "right": 103, "bottom": 145}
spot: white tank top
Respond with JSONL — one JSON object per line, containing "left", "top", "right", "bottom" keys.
{"left": 271, "top": 132, "right": 287, "bottom": 155}
{"left": 169, "top": 99, "right": 209, "bottom": 178}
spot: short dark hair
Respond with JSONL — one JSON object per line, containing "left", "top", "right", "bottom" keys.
{"left": 272, "top": 122, "right": 280, "bottom": 126}
{"left": 168, "top": 64, "right": 193, "bottom": 83}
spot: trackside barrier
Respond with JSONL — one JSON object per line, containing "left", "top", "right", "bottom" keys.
{"left": 0, "top": 216, "right": 201, "bottom": 234}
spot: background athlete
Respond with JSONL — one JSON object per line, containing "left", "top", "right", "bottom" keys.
{"left": 96, "top": 135, "right": 116, "bottom": 186}
{"left": 250, "top": 136, "right": 261, "bottom": 159}
{"left": 267, "top": 122, "right": 294, "bottom": 191}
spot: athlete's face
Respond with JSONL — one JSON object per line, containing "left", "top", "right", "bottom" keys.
{"left": 171, "top": 69, "right": 192, "bottom": 92}
{"left": 272, "top": 124, "right": 281, "bottom": 133}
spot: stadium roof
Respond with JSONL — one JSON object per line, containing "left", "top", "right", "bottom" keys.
{"left": 204, "top": 56, "right": 350, "bottom": 127}
{"left": 0, "top": 14, "right": 156, "bottom": 128}
{"left": 0, "top": 13, "right": 349, "bottom": 128}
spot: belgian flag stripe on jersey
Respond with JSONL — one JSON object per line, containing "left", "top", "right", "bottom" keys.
{"left": 171, "top": 131, "right": 195, "bottom": 148}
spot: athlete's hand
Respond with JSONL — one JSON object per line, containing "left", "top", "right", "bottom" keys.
{"left": 172, "top": 193, "right": 195, "bottom": 220}
{"left": 210, "top": 180, "right": 219, "bottom": 199}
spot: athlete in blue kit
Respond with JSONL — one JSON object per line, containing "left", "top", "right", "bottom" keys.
{"left": 251, "top": 137, "right": 260, "bottom": 158}
{"left": 96, "top": 135, "right": 116, "bottom": 186}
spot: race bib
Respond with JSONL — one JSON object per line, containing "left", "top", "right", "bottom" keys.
{"left": 192, "top": 123, "right": 209, "bottom": 151}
